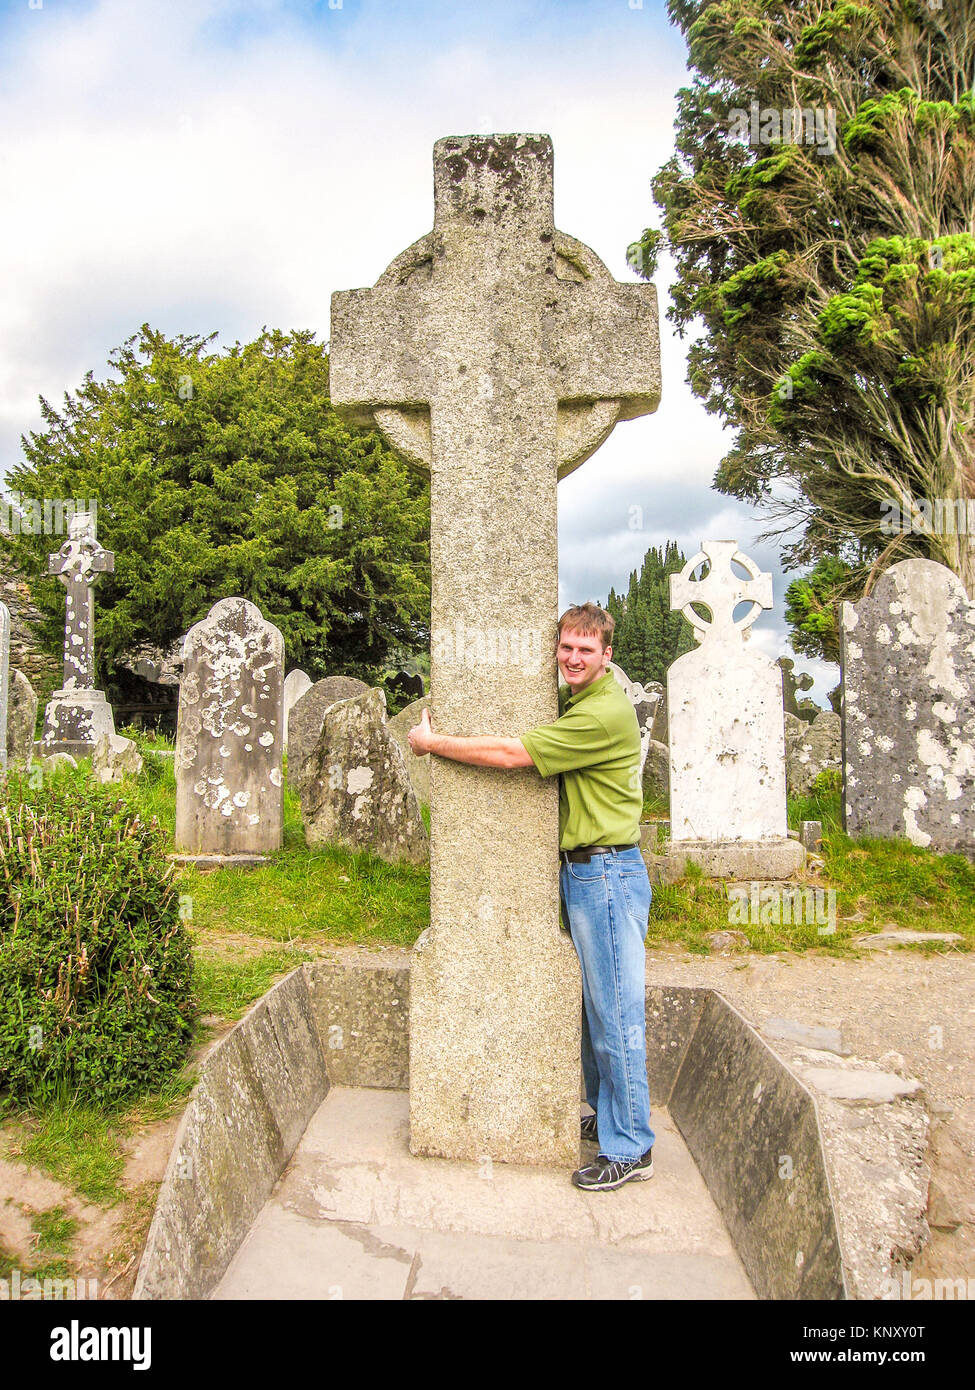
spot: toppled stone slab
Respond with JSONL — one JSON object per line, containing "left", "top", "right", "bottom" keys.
{"left": 771, "top": 1048, "right": 931, "bottom": 1299}
{"left": 856, "top": 929, "right": 964, "bottom": 949}
{"left": 762, "top": 1017, "right": 849, "bottom": 1056}
{"left": 92, "top": 731, "right": 143, "bottom": 783}
{"left": 800, "top": 1067, "right": 923, "bottom": 1104}
{"left": 168, "top": 853, "right": 269, "bottom": 871}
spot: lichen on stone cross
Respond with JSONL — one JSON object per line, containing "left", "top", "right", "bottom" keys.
{"left": 670, "top": 540, "right": 773, "bottom": 646}
{"left": 47, "top": 512, "right": 114, "bottom": 692}
{"left": 329, "top": 134, "right": 661, "bottom": 1167}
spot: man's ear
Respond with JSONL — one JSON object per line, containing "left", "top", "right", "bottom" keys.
{"left": 603, "top": 645, "right": 613, "bottom": 666}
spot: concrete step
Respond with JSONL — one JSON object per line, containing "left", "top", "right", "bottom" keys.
{"left": 214, "top": 1087, "right": 755, "bottom": 1300}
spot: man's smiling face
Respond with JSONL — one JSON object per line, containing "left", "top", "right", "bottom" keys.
{"left": 557, "top": 627, "right": 611, "bottom": 694}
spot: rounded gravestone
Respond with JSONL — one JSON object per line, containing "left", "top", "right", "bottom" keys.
{"left": 174, "top": 597, "right": 284, "bottom": 856}
{"left": 287, "top": 676, "right": 369, "bottom": 791}
{"left": 298, "top": 687, "right": 428, "bottom": 864}
{"left": 387, "top": 695, "right": 431, "bottom": 808}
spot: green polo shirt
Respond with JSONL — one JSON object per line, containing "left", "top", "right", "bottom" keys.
{"left": 520, "top": 672, "right": 642, "bottom": 851}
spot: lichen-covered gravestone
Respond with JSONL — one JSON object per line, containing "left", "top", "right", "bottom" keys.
{"left": 39, "top": 512, "right": 118, "bottom": 757}
{"left": 299, "top": 687, "right": 427, "bottom": 864}
{"left": 330, "top": 133, "right": 661, "bottom": 1165}
{"left": 841, "top": 558, "right": 975, "bottom": 851}
{"left": 0, "top": 601, "right": 9, "bottom": 772}
{"left": 174, "top": 598, "right": 284, "bottom": 856}
{"left": 666, "top": 541, "right": 803, "bottom": 876}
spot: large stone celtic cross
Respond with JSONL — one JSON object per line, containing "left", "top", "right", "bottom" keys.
{"left": 48, "top": 511, "right": 114, "bottom": 691}
{"left": 330, "top": 134, "right": 660, "bottom": 1166}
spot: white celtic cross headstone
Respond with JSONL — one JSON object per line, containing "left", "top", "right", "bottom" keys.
{"left": 40, "top": 512, "right": 118, "bottom": 757}
{"left": 330, "top": 134, "right": 661, "bottom": 1165}
{"left": 668, "top": 541, "right": 787, "bottom": 841}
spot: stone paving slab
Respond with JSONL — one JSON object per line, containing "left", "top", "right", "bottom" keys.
{"left": 213, "top": 1088, "right": 754, "bottom": 1301}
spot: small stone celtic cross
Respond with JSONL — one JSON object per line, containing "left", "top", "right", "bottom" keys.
{"left": 670, "top": 540, "right": 772, "bottom": 645}
{"left": 48, "top": 511, "right": 114, "bottom": 691}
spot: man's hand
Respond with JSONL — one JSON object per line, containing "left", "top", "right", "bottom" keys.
{"left": 406, "top": 707, "right": 535, "bottom": 769}
{"left": 408, "top": 707, "right": 434, "bottom": 756}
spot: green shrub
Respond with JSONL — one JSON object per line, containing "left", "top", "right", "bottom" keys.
{"left": 810, "top": 768, "right": 842, "bottom": 798}
{"left": 0, "top": 767, "right": 197, "bottom": 1107}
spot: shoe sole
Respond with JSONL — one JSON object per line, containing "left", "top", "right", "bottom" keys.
{"left": 572, "top": 1160, "right": 654, "bottom": 1191}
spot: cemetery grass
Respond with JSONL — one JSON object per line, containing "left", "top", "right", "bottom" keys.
{"left": 645, "top": 787, "right": 975, "bottom": 957}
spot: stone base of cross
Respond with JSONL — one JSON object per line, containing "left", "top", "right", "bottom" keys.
{"left": 40, "top": 512, "right": 118, "bottom": 759}
{"left": 330, "top": 134, "right": 661, "bottom": 1165}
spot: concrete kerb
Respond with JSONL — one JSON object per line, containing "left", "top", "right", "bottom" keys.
{"left": 134, "top": 968, "right": 329, "bottom": 1300}
{"left": 654, "top": 986, "right": 848, "bottom": 1300}
{"left": 136, "top": 958, "right": 850, "bottom": 1301}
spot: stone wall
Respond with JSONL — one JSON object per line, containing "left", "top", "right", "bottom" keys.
{"left": 0, "top": 564, "right": 59, "bottom": 692}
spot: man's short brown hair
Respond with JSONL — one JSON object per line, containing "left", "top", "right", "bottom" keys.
{"left": 557, "top": 602, "right": 614, "bottom": 651}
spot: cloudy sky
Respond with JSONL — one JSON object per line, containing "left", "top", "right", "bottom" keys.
{"left": 0, "top": 0, "right": 837, "bottom": 702}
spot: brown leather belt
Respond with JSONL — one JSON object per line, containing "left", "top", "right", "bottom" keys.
{"left": 560, "top": 844, "right": 638, "bottom": 864}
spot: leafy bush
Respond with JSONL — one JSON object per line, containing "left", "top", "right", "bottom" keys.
{"left": 0, "top": 767, "right": 196, "bottom": 1107}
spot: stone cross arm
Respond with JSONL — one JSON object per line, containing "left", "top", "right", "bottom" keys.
{"left": 329, "top": 135, "right": 660, "bottom": 476}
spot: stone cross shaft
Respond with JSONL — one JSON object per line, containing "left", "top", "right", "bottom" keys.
{"left": 48, "top": 513, "right": 114, "bottom": 692}
{"left": 330, "top": 134, "right": 660, "bottom": 1166}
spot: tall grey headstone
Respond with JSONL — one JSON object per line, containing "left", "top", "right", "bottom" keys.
{"left": 330, "top": 133, "right": 661, "bottom": 1165}
{"left": 40, "top": 512, "right": 117, "bottom": 757}
{"left": 841, "top": 558, "right": 975, "bottom": 851}
{"left": 0, "top": 601, "right": 9, "bottom": 772}
{"left": 174, "top": 598, "right": 284, "bottom": 856}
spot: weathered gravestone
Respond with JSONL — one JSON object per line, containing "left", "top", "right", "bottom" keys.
{"left": 283, "top": 669, "right": 313, "bottom": 746}
{"left": 287, "top": 676, "right": 369, "bottom": 791}
{"left": 174, "top": 598, "right": 284, "bottom": 857}
{"left": 841, "top": 558, "right": 975, "bottom": 851}
{"left": 387, "top": 694, "right": 431, "bottom": 808}
{"left": 39, "top": 512, "right": 118, "bottom": 758}
{"left": 664, "top": 541, "right": 803, "bottom": 877}
{"left": 330, "top": 133, "right": 660, "bottom": 1165}
{"left": 0, "top": 601, "right": 9, "bottom": 772}
{"left": 299, "top": 687, "right": 428, "bottom": 864}
{"left": 7, "top": 670, "right": 38, "bottom": 770}
{"left": 784, "top": 710, "right": 842, "bottom": 797}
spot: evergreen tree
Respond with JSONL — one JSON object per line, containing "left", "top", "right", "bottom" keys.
{"left": 630, "top": 2, "right": 975, "bottom": 594}
{"left": 1, "top": 325, "right": 430, "bottom": 683}
{"left": 605, "top": 542, "right": 696, "bottom": 685}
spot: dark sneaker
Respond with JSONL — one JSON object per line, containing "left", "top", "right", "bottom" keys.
{"left": 571, "top": 1147, "right": 654, "bottom": 1191}
{"left": 580, "top": 1113, "right": 598, "bottom": 1142}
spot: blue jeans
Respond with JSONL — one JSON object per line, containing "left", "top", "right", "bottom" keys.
{"left": 560, "top": 846, "right": 655, "bottom": 1163}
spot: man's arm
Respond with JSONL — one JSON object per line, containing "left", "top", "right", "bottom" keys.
{"left": 407, "top": 708, "right": 535, "bottom": 769}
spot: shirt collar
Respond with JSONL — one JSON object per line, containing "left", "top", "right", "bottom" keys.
{"left": 564, "top": 671, "right": 613, "bottom": 708}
